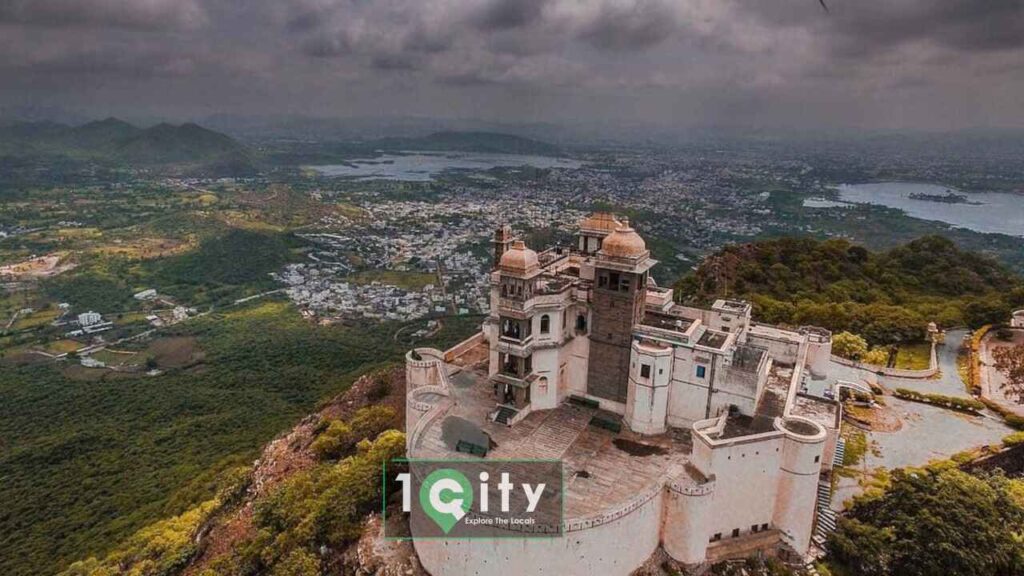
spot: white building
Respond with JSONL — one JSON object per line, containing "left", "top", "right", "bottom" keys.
{"left": 405, "top": 214, "right": 840, "bottom": 575}
{"left": 133, "top": 288, "right": 158, "bottom": 301}
{"left": 77, "top": 311, "right": 103, "bottom": 326}
{"left": 1013, "top": 310, "right": 1024, "bottom": 329}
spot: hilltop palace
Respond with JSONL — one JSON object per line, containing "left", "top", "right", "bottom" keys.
{"left": 405, "top": 213, "right": 840, "bottom": 575}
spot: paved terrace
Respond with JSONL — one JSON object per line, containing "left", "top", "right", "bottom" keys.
{"left": 412, "top": 339, "right": 700, "bottom": 521}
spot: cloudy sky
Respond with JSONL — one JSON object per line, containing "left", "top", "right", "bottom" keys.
{"left": 1, "top": 0, "right": 1022, "bottom": 130}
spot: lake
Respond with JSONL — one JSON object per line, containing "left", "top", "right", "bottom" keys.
{"left": 831, "top": 182, "right": 1024, "bottom": 237}
{"left": 307, "top": 151, "right": 582, "bottom": 181}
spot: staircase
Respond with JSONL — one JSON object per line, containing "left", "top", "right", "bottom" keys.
{"left": 832, "top": 437, "right": 846, "bottom": 468}
{"left": 812, "top": 481, "right": 838, "bottom": 549}
{"left": 493, "top": 405, "right": 518, "bottom": 425}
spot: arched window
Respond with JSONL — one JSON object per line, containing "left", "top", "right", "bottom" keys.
{"left": 540, "top": 314, "right": 550, "bottom": 334}
{"left": 576, "top": 313, "right": 587, "bottom": 332}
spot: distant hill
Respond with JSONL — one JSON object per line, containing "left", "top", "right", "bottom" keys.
{"left": 0, "top": 118, "right": 254, "bottom": 176}
{"left": 376, "top": 131, "right": 560, "bottom": 155}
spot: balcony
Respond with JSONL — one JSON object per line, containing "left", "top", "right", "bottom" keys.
{"left": 496, "top": 337, "right": 534, "bottom": 356}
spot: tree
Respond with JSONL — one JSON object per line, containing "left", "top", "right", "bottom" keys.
{"left": 833, "top": 331, "right": 869, "bottom": 360}
{"left": 827, "top": 468, "right": 1024, "bottom": 576}
{"left": 995, "top": 345, "right": 1024, "bottom": 403}
{"left": 862, "top": 348, "right": 889, "bottom": 366}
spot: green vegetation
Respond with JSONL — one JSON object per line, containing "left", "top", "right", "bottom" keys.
{"left": 348, "top": 269, "right": 437, "bottom": 291}
{"left": 0, "top": 119, "right": 254, "bottom": 179}
{"left": 827, "top": 467, "right": 1024, "bottom": 576}
{"left": 1003, "top": 432, "right": 1024, "bottom": 448}
{"left": 892, "top": 388, "right": 985, "bottom": 413}
{"left": 894, "top": 343, "right": 932, "bottom": 370}
{"left": 677, "top": 236, "right": 1024, "bottom": 345}
{"left": 311, "top": 406, "right": 398, "bottom": 461}
{"left": 842, "top": 429, "right": 868, "bottom": 468}
{"left": 0, "top": 300, "right": 476, "bottom": 576}
{"left": 147, "top": 229, "right": 298, "bottom": 300}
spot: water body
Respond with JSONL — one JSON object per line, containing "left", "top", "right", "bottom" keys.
{"left": 835, "top": 182, "right": 1024, "bottom": 237}
{"left": 308, "top": 151, "right": 582, "bottom": 181}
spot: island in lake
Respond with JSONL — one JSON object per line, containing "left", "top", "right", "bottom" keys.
{"left": 908, "top": 190, "right": 982, "bottom": 205}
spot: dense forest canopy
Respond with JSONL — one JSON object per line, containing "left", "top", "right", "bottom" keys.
{"left": 676, "top": 236, "right": 1024, "bottom": 345}
{"left": 828, "top": 466, "right": 1024, "bottom": 576}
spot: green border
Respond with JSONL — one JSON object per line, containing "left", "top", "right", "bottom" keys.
{"left": 383, "top": 458, "right": 566, "bottom": 540}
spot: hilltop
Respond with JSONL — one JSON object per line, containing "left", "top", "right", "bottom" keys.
{"left": 676, "top": 236, "right": 1024, "bottom": 345}
{"left": 0, "top": 118, "right": 254, "bottom": 176}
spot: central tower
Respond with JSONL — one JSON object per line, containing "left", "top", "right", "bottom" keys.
{"left": 586, "top": 222, "right": 655, "bottom": 403}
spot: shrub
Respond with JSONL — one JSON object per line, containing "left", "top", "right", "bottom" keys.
{"left": 1003, "top": 432, "right": 1024, "bottom": 447}
{"left": 311, "top": 406, "right": 398, "bottom": 461}
{"left": 893, "top": 388, "right": 984, "bottom": 413}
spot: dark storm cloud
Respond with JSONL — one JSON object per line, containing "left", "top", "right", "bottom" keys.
{"left": 0, "top": 0, "right": 1022, "bottom": 130}
{"left": 476, "top": 0, "right": 548, "bottom": 31}
{"left": 575, "top": 1, "right": 679, "bottom": 51}
{"left": 0, "top": 0, "right": 206, "bottom": 30}
{"left": 747, "top": 0, "right": 1024, "bottom": 58}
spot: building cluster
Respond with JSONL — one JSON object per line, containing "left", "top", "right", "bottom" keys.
{"left": 277, "top": 198, "right": 586, "bottom": 321}
{"left": 404, "top": 213, "right": 841, "bottom": 575}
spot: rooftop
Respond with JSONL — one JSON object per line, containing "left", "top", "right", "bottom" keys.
{"left": 697, "top": 328, "right": 730, "bottom": 350}
{"left": 412, "top": 339, "right": 703, "bottom": 520}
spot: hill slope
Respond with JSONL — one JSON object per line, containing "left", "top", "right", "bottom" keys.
{"left": 676, "top": 236, "right": 1024, "bottom": 344}
{"left": 0, "top": 118, "right": 254, "bottom": 176}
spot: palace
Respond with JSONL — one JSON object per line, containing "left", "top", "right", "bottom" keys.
{"left": 405, "top": 213, "right": 840, "bottom": 575}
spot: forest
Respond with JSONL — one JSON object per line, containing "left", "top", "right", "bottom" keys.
{"left": 676, "top": 236, "right": 1024, "bottom": 345}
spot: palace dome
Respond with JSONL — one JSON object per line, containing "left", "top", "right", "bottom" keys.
{"left": 600, "top": 226, "right": 647, "bottom": 258}
{"left": 580, "top": 212, "right": 623, "bottom": 234}
{"left": 500, "top": 240, "right": 539, "bottom": 272}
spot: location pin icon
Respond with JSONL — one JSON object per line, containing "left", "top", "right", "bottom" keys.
{"left": 420, "top": 468, "right": 473, "bottom": 534}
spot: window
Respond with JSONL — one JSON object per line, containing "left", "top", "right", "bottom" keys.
{"left": 711, "top": 533, "right": 722, "bottom": 542}
{"left": 814, "top": 455, "right": 820, "bottom": 463}
{"left": 640, "top": 364, "right": 651, "bottom": 379}
{"left": 761, "top": 523, "right": 769, "bottom": 531}
{"left": 576, "top": 314, "right": 587, "bottom": 332}
{"left": 732, "top": 528, "right": 740, "bottom": 538}
{"left": 696, "top": 365, "right": 707, "bottom": 379}
{"left": 609, "top": 271, "right": 620, "bottom": 286}
{"left": 540, "top": 314, "right": 550, "bottom": 334}
{"left": 751, "top": 524, "right": 759, "bottom": 533}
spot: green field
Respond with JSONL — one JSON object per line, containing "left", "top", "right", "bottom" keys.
{"left": 0, "top": 299, "right": 477, "bottom": 576}
{"left": 348, "top": 269, "right": 437, "bottom": 290}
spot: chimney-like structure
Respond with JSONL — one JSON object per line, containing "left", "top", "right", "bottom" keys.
{"left": 492, "top": 224, "right": 514, "bottom": 269}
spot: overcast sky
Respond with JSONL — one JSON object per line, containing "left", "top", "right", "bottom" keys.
{"left": 1, "top": 0, "right": 1022, "bottom": 131}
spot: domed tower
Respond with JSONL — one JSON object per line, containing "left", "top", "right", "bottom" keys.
{"left": 586, "top": 222, "right": 656, "bottom": 404}
{"left": 488, "top": 240, "right": 543, "bottom": 411}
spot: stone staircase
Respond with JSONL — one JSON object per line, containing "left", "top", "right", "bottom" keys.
{"left": 832, "top": 437, "right": 846, "bottom": 468}
{"left": 812, "top": 481, "right": 838, "bottom": 549}
{"left": 493, "top": 405, "right": 518, "bottom": 425}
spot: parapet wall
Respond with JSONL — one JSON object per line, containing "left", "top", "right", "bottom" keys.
{"left": 828, "top": 341, "right": 938, "bottom": 379}
{"left": 414, "top": 485, "right": 664, "bottom": 576}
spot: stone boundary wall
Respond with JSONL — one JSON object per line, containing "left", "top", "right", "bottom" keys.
{"left": 444, "top": 331, "right": 485, "bottom": 363}
{"left": 829, "top": 341, "right": 937, "bottom": 379}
